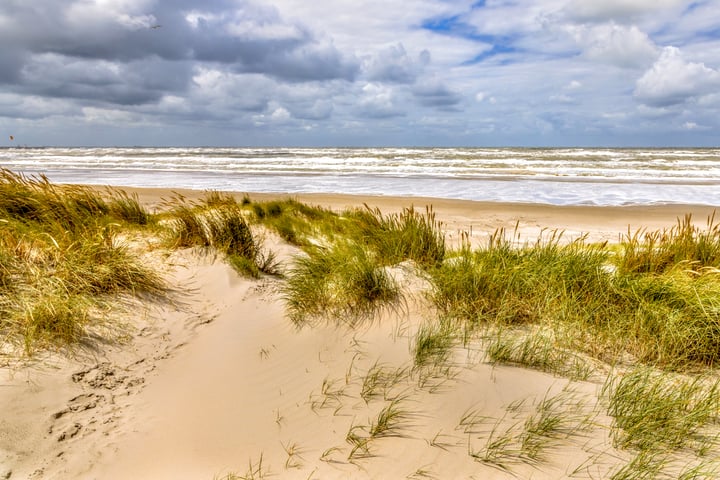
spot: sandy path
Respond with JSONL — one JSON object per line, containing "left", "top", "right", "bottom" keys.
{"left": 80, "top": 254, "right": 615, "bottom": 480}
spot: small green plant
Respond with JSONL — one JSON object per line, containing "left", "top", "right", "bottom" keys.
{"left": 609, "top": 450, "right": 667, "bottom": 480}
{"left": 309, "top": 376, "right": 348, "bottom": 413}
{"left": 468, "top": 417, "right": 520, "bottom": 473}
{"left": 281, "top": 440, "right": 304, "bottom": 469}
{"left": 413, "top": 321, "right": 455, "bottom": 368}
{"left": 457, "top": 406, "right": 487, "bottom": 435}
{"left": 219, "top": 454, "right": 269, "bottom": 480}
{"left": 360, "top": 362, "right": 408, "bottom": 403}
{"left": 346, "top": 424, "right": 372, "bottom": 460}
{"left": 519, "top": 391, "right": 588, "bottom": 463}
{"left": 485, "top": 328, "right": 593, "bottom": 381}
{"left": 427, "top": 430, "right": 457, "bottom": 451}
{"left": 604, "top": 367, "right": 720, "bottom": 452}
{"left": 368, "top": 398, "right": 409, "bottom": 438}
{"left": 407, "top": 466, "right": 438, "bottom": 479}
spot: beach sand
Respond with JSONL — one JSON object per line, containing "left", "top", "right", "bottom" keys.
{"left": 1, "top": 188, "right": 716, "bottom": 479}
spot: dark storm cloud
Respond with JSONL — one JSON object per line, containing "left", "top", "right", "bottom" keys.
{"left": 364, "top": 44, "right": 430, "bottom": 84}
{"left": 0, "top": 50, "right": 24, "bottom": 83}
{"left": 412, "top": 81, "right": 461, "bottom": 108}
{"left": 18, "top": 55, "right": 194, "bottom": 105}
{"left": 0, "top": 0, "right": 359, "bottom": 108}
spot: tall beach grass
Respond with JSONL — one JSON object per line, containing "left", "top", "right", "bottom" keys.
{"left": 0, "top": 170, "right": 163, "bottom": 352}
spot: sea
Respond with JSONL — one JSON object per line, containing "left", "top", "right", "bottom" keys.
{"left": 1, "top": 147, "right": 719, "bottom": 206}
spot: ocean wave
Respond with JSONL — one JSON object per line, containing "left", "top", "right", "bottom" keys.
{"left": 2, "top": 147, "right": 720, "bottom": 206}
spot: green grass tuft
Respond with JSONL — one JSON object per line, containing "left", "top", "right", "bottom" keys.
{"left": 347, "top": 205, "right": 446, "bottom": 268}
{"left": 166, "top": 200, "right": 279, "bottom": 278}
{"left": 0, "top": 170, "right": 164, "bottom": 353}
{"left": 604, "top": 367, "right": 720, "bottom": 452}
{"left": 283, "top": 241, "right": 400, "bottom": 325}
{"left": 618, "top": 213, "right": 720, "bottom": 275}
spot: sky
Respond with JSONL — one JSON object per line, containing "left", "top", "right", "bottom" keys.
{"left": 0, "top": 0, "right": 719, "bottom": 147}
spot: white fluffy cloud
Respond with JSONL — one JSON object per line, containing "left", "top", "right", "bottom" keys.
{"left": 634, "top": 46, "right": 720, "bottom": 107}
{"left": 572, "top": 24, "right": 658, "bottom": 68}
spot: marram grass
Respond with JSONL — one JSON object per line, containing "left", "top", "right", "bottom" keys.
{"left": 429, "top": 225, "right": 720, "bottom": 369}
{"left": 283, "top": 241, "right": 401, "bottom": 326}
{"left": 0, "top": 170, "right": 164, "bottom": 353}
{"left": 166, "top": 198, "right": 279, "bottom": 278}
{"left": 603, "top": 367, "right": 720, "bottom": 452}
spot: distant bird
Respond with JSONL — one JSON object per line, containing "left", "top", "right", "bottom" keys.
{"left": 151, "top": 24, "right": 162, "bottom": 29}
{"left": 9, "top": 135, "right": 13, "bottom": 141}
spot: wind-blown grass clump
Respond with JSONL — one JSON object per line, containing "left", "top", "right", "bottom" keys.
{"left": 250, "top": 198, "right": 341, "bottom": 246}
{"left": 250, "top": 200, "right": 445, "bottom": 267}
{"left": 619, "top": 213, "right": 720, "bottom": 275}
{"left": 413, "top": 321, "right": 455, "bottom": 368}
{"left": 430, "top": 230, "right": 610, "bottom": 327}
{"left": 283, "top": 241, "right": 400, "bottom": 325}
{"left": 430, "top": 226, "right": 720, "bottom": 369}
{"left": 0, "top": 170, "right": 163, "bottom": 352}
{"left": 167, "top": 199, "right": 278, "bottom": 278}
{"left": 0, "top": 169, "right": 152, "bottom": 231}
{"left": 485, "top": 327, "right": 594, "bottom": 380}
{"left": 604, "top": 367, "right": 720, "bottom": 453}
{"left": 347, "top": 205, "right": 445, "bottom": 269}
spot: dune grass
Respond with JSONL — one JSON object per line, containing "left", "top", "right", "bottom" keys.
{"left": 345, "top": 205, "right": 446, "bottom": 269}
{"left": 0, "top": 170, "right": 163, "bottom": 353}
{"left": 413, "top": 321, "right": 455, "bottom": 368}
{"left": 248, "top": 198, "right": 342, "bottom": 246}
{"left": 274, "top": 202, "right": 445, "bottom": 325}
{"left": 603, "top": 367, "right": 720, "bottom": 452}
{"left": 165, "top": 196, "right": 279, "bottom": 278}
{"left": 429, "top": 224, "right": 720, "bottom": 369}
{"left": 618, "top": 213, "right": 720, "bottom": 275}
{"left": 485, "top": 327, "right": 594, "bottom": 381}
{"left": 283, "top": 241, "right": 401, "bottom": 325}
{"left": 274, "top": 204, "right": 720, "bottom": 474}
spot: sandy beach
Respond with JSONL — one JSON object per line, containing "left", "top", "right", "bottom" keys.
{"left": 1, "top": 187, "right": 718, "bottom": 480}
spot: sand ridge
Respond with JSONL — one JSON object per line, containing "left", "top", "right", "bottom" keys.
{"left": 1, "top": 190, "right": 717, "bottom": 479}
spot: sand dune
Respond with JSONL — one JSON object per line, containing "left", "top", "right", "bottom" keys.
{"left": 1, "top": 191, "right": 716, "bottom": 479}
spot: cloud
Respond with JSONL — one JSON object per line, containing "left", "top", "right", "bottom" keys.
{"left": 565, "top": 80, "right": 582, "bottom": 89}
{"left": 412, "top": 80, "right": 462, "bottom": 108}
{"left": 548, "top": 94, "right": 575, "bottom": 104}
{"left": 634, "top": 46, "right": 720, "bottom": 107}
{"left": 363, "top": 44, "right": 430, "bottom": 84}
{"left": 565, "top": 0, "right": 686, "bottom": 22}
{"left": 0, "top": 0, "right": 719, "bottom": 146}
{"left": 288, "top": 99, "right": 333, "bottom": 121}
{"left": 191, "top": 69, "right": 273, "bottom": 114}
{"left": 17, "top": 54, "right": 193, "bottom": 106}
{"left": 0, "top": 0, "right": 359, "bottom": 98}
{"left": 572, "top": 23, "right": 658, "bottom": 68}
{"left": 357, "top": 83, "right": 405, "bottom": 118}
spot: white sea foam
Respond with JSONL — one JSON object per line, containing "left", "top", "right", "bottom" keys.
{"left": 1, "top": 147, "right": 719, "bottom": 206}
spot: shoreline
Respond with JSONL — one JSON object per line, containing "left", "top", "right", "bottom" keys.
{"left": 106, "top": 185, "right": 719, "bottom": 243}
